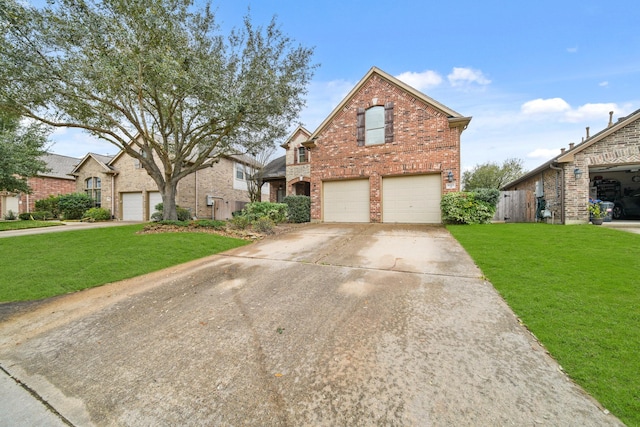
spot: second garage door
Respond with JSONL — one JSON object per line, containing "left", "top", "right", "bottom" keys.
{"left": 122, "top": 192, "right": 143, "bottom": 221}
{"left": 382, "top": 175, "right": 442, "bottom": 223}
{"left": 323, "top": 179, "right": 370, "bottom": 222}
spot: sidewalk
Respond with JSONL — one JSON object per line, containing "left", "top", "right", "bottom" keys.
{"left": 0, "top": 221, "right": 142, "bottom": 239}
{"left": 0, "top": 368, "right": 68, "bottom": 427}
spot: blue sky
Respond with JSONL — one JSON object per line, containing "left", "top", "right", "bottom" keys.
{"left": 47, "top": 0, "right": 640, "bottom": 172}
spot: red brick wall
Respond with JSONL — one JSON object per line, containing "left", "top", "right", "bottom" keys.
{"left": 310, "top": 74, "right": 462, "bottom": 222}
{"left": 18, "top": 177, "right": 77, "bottom": 213}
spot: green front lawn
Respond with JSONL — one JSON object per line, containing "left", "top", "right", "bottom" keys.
{"left": 0, "top": 224, "right": 249, "bottom": 302}
{"left": 447, "top": 223, "right": 639, "bottom": 426}
{"left": 0, "top": 220, "right": 62, "bottom": 231}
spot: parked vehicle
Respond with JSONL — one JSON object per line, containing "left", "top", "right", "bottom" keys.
{"left": 613, "top": 189, "right": 640, "bottom": 219}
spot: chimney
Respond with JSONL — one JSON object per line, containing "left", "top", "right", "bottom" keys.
{"left": 561, "top": 148, "right": 566, "bottom": 154}
{"left": 586, "top": 126, "right": 590, "bottom": 139}
{"left": 608, "top": 111, "right": 614, "bottom": 127}
{"left": 569, "top": 143, "right": 575, "bottom": 150}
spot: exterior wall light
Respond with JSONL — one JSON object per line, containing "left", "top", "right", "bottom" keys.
{"left": 574, "top": 168, "right": 583, "bottom": 179}
{"left": 447, "top": 171, "right": 454, "bottom": 182}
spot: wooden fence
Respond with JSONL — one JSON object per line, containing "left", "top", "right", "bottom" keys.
{"left": 492, "top": 190, "right": 536, "bottom": 223}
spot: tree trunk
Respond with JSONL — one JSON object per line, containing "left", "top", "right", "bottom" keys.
{"left": 161, "top": 181, "right": 179, "bottom": 220}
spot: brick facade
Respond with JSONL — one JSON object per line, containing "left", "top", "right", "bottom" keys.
{"left": 308, "top": 68, "right": 468, "bottom": 222}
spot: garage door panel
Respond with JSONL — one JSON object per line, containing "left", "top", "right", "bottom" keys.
{"left": 323, "top": 180, "right": 370, "bottom": 223}
{"left": 122, "top": 193, "right": 143, "bottom": 221}
{"left": 383, "top": 175, "right": 441, "bottom": 223}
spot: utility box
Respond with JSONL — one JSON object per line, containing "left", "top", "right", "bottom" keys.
{"left": 206, "top": 195, "right": 214, "bottom": 206}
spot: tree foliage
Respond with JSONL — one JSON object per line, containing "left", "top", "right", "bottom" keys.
{"left": 0, "top": 109, "right": 49, "bottom": 193}
{"left": 0, "top": 0, "right": 315, "bottom": 219}
{"left": 462, "top": 158, "right": 527, "bottom": 190}
{"left": 245, "top": 145, "right": 276, "bottom": 203}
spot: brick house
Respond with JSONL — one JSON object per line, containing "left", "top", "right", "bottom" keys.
{"left": 299, "top": 67, "right": 471, "bottom": 223}
{"left": 503, "top": 109, "right": 640, "bottom": 224}
{"left": 71, "top": 149, "right": 265, "bottom": 221}
{"left": 0, "top": 153, "right": 79, "bottom": 218}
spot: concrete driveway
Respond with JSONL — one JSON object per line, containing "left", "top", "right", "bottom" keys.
{"left": 0, "top": 224, "right": 621, "bottom": 426}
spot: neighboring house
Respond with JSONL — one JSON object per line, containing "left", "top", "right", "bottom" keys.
{"left": 0, "top": 153, "right": 79, "bottom": 218}
{"left": 300, "top": 66, "right": 471, "bottom": 223}
{"left": 503, "top": 109, "right": 640, "bottom": 224}
{"left": 70, "top": 149, "right": 266, "bottom": 221}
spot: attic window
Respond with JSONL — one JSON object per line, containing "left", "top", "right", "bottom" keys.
{"left": 357, "top": 102, "right": 394, "bottom": 146}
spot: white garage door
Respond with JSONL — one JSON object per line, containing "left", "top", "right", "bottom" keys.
{"left": 323, "top": 179, "right": 370, "bottom": 222}
{"left": 148, "top": 192, "right": 163, "bottom": 219}
{"left": 122, "top": 193, "right": 143, "bottom": 221}
{"left": 382, "top": 175, "right": 442, "bottom": 223}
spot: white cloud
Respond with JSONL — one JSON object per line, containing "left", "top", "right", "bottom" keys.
{"left": 528, "top": 148, "right": 560, "bottom": 159}
{"left": 598, "top": 81, "right": 609, "bottom": 87}
{"left": 566, "top": 47, "right": 578, "bottom": 53}
{"left": 564, "top": 103, "right": 618, "bottom": 123}
{"left": 395, "top": 70, "right": 443, "bottom": 91}
{"left": 521, "top": 98, "right": 571, "bottom": 115}
{"left": 447, "top": 67, "right": 491, "bottom": 87}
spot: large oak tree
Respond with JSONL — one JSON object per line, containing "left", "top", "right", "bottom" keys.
{"left": 0, "top": 0, "right": 315, "bottom": 219}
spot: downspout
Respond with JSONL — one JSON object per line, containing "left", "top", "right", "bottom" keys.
{"left": 111, "top": 174, "right": 115, "bottom": 220}
{"left": 549, "top": 162, "right": 565, "bottom": 224}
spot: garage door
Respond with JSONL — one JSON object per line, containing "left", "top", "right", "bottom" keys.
{"left": 382, "top": 175, "right": 442, "bottom": 223}
{"left": 323, "top": 179, "right": 370, "bottom": 222}
{"left": 148, "top": 192, "right": 163, "bottom": 219}
{"left": 122, "top": 193, "right": 143, "bottom": 221}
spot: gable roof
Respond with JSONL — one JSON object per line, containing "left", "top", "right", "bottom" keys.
{"left": 502, "top": 108, "right": 640, "bottom": 189}
{"left": 39, "top": 153, "right": 81, "bottom": 180}
{"left": 281, "top": 126, "right": 312, "bottom": 149}
{"left": 556, "top": 108, "right": 640, "bottom": 162}
{"left": 69, "top": 152, "right": 116, "bottom": 176}
{"left": 310, "top": 66, "right": 471, "bottom": 139}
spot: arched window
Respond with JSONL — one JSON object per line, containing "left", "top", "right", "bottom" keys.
{"left": 85, "top": 177, "right": 101, "bottom": 207}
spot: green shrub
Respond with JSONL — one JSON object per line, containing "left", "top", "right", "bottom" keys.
{"left": 230, "top": 215, "right": 250, "bottom": 230}
{"left": 58, "top": 193, "right": 94, "bottom": 220}
{"left": 35, "top": 195, "right": 60, "bottom": 218}
{"left": 471, "top": 188, "right": 500, "bottom": 208}
{"left": 152, "top": 203, "right": 191, "bottom": 221}
{"left": 83, "top": 207, "right": 111, "bottom": 221}
{"left": 441, "top": 192, "right": 495, "bottom": 224}
{"left": 3, "top": 210, "right": 17, "bottom": 220}
{"left": 252, "top": 216, "right": 275, "bottom": 234}
{"left": 193, "top": 219, "right": 227, "bottom": 229}
{"left": 283, "top": 195, "right": 310, "bottom": 223}
{"left": 240, "top": 202, "right": 287, "bottom": 223}
{"left": 18, "top": 211, "right": 54, "bottom": 221}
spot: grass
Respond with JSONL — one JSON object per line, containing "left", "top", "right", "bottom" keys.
{"left": 0, "top": 220, "right": 62, "bottom": 231}
{"left": 0, "top": 224, "right": 249, "bottom": 302}
{"left": 447, "top": 223, "right": 640, "bottom": 426}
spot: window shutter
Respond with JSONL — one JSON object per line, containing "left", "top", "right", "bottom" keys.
{"left": 357, "top": 108, "right": 365, "bottom": 146}
{"left": 294, "top": 146, "right": 298, "bottom": 163}
{"left": 384, "top": 102, "right": 394, "bottom": 143}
